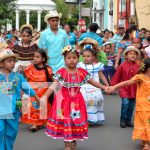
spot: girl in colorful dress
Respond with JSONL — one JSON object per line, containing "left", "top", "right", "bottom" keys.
{"left": 111, "top": 46, "right": 141, "bottom": 128}
{"left": 78, "top": 44, "right": 109, "bottom": 124}
{"left": 21, "top": 49, "right": 53, "bottom": 131}
{"left": 12, "top": 24, "right": 38, "bottom": 72}
{"left": 42, "top": 45, "right": 107, "bottom": 150}
{"left": 107, "top": 58, "right": 150, "bottom": 150}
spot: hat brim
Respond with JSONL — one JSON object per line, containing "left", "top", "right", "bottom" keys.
{"left": 123, "top": 49, "right": 141, "bottom": 59}
{"left": 78, "top": 38, "right": 99, "bottom": 50}
{"left": 44, "top": 13, "right": 62, "bottom": 23}
{"left": 0, "top": 54, "right": 18, "bottom": 62}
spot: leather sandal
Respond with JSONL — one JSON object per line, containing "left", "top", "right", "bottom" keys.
{"left": 71, "top": 140, "right": 77, "bottom": 150}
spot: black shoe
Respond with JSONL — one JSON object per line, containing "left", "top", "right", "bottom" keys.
{"left": 120, "top": 121, "right": 126, "bottom": 128}
{"left": 126, "top": 122, "right": 133, "bottom": 127}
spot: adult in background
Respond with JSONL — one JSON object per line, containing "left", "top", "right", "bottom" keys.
{"left": 110, "top": 24, "right": 125, "bottom": 54}
{"left": 38, "top": 10, "right": 69, "bottom": 73}
{"left": 79, "top": 23, "right": 103, "bottom": 46}
{"left": 64, "top": 24, "right": 77, "bottom": 46}
{"left": 102, "top": 29, "right": 110, "bottom": 43}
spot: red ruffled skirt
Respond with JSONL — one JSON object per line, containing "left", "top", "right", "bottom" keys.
{"left": 45, "top": 88, "right": 88, "bottom": 141}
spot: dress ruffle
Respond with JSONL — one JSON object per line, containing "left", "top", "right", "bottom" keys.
{"left": 25, "top": 64, "right": 53, "bottom": 81}
{"left": 54, "top": 68, "right": 91, "bottom": 87}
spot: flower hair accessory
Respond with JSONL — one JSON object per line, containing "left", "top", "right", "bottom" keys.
{"left": 140, "top": 62, "right": 145, "bottom": 71}
{"left": 62, "top": 45, "right": 78, "bottom": 55}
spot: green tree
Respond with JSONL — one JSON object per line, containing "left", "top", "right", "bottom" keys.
{"left": 0, "top": 0, "right": 16, "bottom": 31}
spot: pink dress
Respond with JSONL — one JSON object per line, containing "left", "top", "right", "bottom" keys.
{"left": 45, "top": 68, "right": 91, "bottom": 141}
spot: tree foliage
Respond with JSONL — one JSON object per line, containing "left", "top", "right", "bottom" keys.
{"left": 0, "top": 0, "right": 16, "bottom": 30}
{"left": 52, "top": 0, "right": 92, "bottom": 29}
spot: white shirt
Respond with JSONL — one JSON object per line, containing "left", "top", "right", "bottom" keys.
{"left": 145, "top": 45, "right": 150, "bottom": 57}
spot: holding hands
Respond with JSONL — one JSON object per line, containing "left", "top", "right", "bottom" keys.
{"left": 104, "top": 86, "right": 117, "bottom": 94}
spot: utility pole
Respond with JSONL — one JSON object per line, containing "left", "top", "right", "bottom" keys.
{"left": 78, "top": 0, "right": 81, "bottom": 20}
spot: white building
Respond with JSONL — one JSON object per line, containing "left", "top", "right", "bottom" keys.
{"left": 15, "top": 0, "right": 56, "bottom": 31}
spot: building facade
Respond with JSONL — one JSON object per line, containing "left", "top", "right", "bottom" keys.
{"left": 92, "top": 0, "right": 150, "bottom": 31}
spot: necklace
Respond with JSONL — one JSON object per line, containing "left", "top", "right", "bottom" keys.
{"left": 84, "top": 63, "right": 94, "bottom": 78}
{"left": 66, "top": 68, "right": 80, "bottom": 98}
{"left": 21, "top": 41, "right": 31, "bottom": 48}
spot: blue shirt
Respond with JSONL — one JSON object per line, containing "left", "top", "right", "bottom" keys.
{"left": 38, "top": 28, "right": 69, "bottom": 73}
{"left": 109, "top": 34, "right": 123, "bottom": 53}
{"left": 68, "top": 32, "right": 77, "bottom": 46}
{"left": 0, "top": 72, "right": 35, "bottom": 116}
{"left": 79, "top": 32, "right": 103, "bottom": 46}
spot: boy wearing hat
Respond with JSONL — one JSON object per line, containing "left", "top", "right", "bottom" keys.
{"left": 111, "top": 46, "right": 140, "bottom": 128}
{"left": 0, "top": 49, "right": 39, "bottom": 150}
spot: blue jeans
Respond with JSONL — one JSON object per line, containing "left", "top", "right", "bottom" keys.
{"left": 120, "top": 98, "right": 135, "bottom": 122}
{"left": 0, "top": 112, "right": 20, "bottom": 150}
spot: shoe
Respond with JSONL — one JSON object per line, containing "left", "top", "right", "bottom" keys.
{"left": 126, "top": 122, "right": 134, "bottom": 127}
{"left": 120, "top": 121, "right": 126, "bottom": 128}
{"left": 29, "top": 125, "right": 38, "bottom": 132}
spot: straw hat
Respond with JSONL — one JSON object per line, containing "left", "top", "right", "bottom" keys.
{"left": 20, "top": 24, "right": 33, "bottom": 33}
{"left": 78, "top": 38, "right": 98, "bottom": 50}
{"left": 0, "top": 43, "right": 8, "bottom": 51}
{"left": 44, "top": 10, "right": 62, "bottom": 23}
{"left": 0, "top": 49, "right": 18, "bottom": 62}
{"left": 103, "top": 41, "right": 112, "bottom": 46}
{"left": 123, "top": 46, "right": 141, "bottom": 58}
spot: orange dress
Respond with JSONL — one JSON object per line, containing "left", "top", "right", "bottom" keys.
{"left": 21, "top": 64, "right": 53, "bottom": 126}
{"left": 132, "top": 74, "right": 150, "bottom": 141}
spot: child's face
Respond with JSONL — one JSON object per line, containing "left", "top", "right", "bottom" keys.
{"left": 126, "top": 51, "right": 138, "bottom": 62}
{"left": 132, "top": 42, "right": 141, "bottom": 49}
{"left": 65, "top": 52, "right": 79, "bottom": 68}
{"left": 132, "top": 39, "right": 141, "bottom": 49}
{"left": 21, "top": 31, "right": 32, "bottom": 44}
{"left": 104, "top": 45, "right": 111, "bottom": 54}
{"left": 34, "top": 52, "right": 45, "bottom": 65}
{"left": 2, "top": 57, "right": 16, "bottom": 72}
{"left": 82, "top": 50, "right": 94, "bottom": 64}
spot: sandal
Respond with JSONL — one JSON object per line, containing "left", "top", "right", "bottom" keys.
{"left": 143, "top": 142, "right": 150, "bottom": 150}
{"left": 64, "top": 142, "right": 71, "bottom": 150}
{"left": 29, "top": 125, "right": 38, "bottom": 132}
{"left": 71, "top": 140, "right": 77, "bottom": 150}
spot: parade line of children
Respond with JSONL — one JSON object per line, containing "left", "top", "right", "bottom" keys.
{"left": 0, "top": 39, "right": 150, "bottom": 149}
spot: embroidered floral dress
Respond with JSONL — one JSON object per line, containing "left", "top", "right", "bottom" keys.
{"left": 131, "top": 74, "right": 150, "bottom": 141}
{"left": 45, "top": 68, "right": 91, "bottom": 141}
{"left": 78, "top": 62, "right": 104, "bottom": 124}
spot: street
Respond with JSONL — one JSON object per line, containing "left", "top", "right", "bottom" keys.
{"left": 14, "top": 95, "right": 140, "bottom": 150}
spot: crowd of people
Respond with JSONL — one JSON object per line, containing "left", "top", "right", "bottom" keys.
{"left": 0, "top": 10, "right": 150, "bottom": 150}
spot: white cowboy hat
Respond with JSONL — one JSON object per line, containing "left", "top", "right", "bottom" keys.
{"left": 78, "top": 38, "right": 98, "bottom": 50}
{"left": 44, "top": 10, "right": 62, "bottom": 23}
{"left": 123, "top": 46, "right": 141, "bottom": 59}
{"left": 0, "top": 49, "right": 18, "bottom": 62}
{"left": 103, "top": 41, "right": 112, "bottom": 46}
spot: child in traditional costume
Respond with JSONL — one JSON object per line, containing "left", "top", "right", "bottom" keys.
{"left": 13, "top": 24, "right": 38, "bottom": 72}
{"left": 111, "top": 46, "right": 140, "bottom": 128}
{"left": 0, "top": 49, "right": 39, "bottom": 150}
{"left": 107, "top": 58, "right": 150, "bottom": 150}
{"left": 78, "top": 41, "right": 109, "bottom": 124}
{"left": 42, "top": 45, "right": 107, "bottom": 150}
{"left": 22, "top": 49, "right": 53, "bottom": 131}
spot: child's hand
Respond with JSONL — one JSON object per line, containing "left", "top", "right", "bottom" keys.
{"left": 105, "top": 86, "right": 116, "bottom": 94}
{"left": 40, "top": 95, "right": 47, "bottom": 106}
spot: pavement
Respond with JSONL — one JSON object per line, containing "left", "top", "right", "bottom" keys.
{"left": 14, "top": 95, "right": 141, "bottom": 150}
